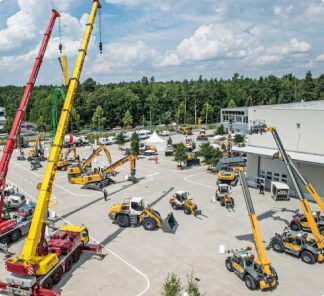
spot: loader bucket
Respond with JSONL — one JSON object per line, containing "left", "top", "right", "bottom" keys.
{"left": 161, "top": 212, "right": 178, "bottom": 233}
{"left": 81, "top": 183, "right": 103, "bottom": 191}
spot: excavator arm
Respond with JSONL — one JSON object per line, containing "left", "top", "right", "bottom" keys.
{"left": 254, "top": 125, "right": 324, "bottom": 248}
{"left": 82, "top": 145, "right": 112, "bottom": 169}
{"left": 102, "top": 154, "right": 137, "bottom": 177}
{"left": 64, "top": 145, "right": 76, "bottom": 160}
{"left": 6, "top": 0, "right": 101, "bottom": 270}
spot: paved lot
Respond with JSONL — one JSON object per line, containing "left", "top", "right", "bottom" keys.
{"left": 1, "top": 130, "right": 324, "bottom": 296}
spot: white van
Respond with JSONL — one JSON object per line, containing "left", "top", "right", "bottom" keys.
{"left": 99, "top": 138, "right": 112, "bottom": 145}
{"left": 160, "top": 130, "right": 170, "bottom": 137}
{"left": 140, "top": 130, "right": 152, "bottom": 137}
{"left": 108, "top": 136, "right": 116, "bottom": 144}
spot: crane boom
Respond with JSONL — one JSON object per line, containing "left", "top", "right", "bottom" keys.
{"left": 13, "top": 0, "right": 101, "bottom": 262}
{"left": 0, "top": 9, "right": 61, "bottom": 216}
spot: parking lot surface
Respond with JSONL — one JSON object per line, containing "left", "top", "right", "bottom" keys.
{"left": 1, "top": 131, "right": 324, "bottom": 296}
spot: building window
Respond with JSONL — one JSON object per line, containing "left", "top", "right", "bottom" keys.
{"left": 274, "top": 177, "right": 279, "bottom": 181}
{"left": 223, "top": 115, "right": 228, "bottom": 122}
{"left": 243, "top": 116, "right": 248, "bottom": 124}
{"left": 236, "top": 116, "right": 242, "bottom": 123}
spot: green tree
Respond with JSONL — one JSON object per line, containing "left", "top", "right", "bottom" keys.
{"left": 167, "top": 137, "right": 173, "bottom": 145}
{"left": 92, "top": 105, "right": 106, "bottom": 130}
{"left": 233, "top": 134, "right": 245, "bottom": 144}
{"left": 173, "top": 143, "right": 187, "bottom": 167}
{"left": 200, "top": 102, "right": 214, "bottom": 124}
{"left": 161, "top": 273, "right": 183, "bottom": 296}
{"left": 227, "top": 99, "right": 236, "bottom": 108}
{"left": 123, "top": 110, "right": 133, "bottom": 126}
{"left": 200, "top": 142, "right": 223, "bottom": 169}
{"left": 185, "top": 270, "right": 206, "bottom": 296}
{"left": 130, "top": 132, "right": 140, "bottom": 154}
{"left": 215, "top": 124, "right": 225, "bottom": 135}
{"left": 36, "top": 115, "right": 47, "bottom": 133}
{"left": 115, "top": 132, "right": 126, "bottom": 149}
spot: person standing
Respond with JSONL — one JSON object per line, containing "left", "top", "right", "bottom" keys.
{"left": 259, "top": 183, "right": 264, "bottom": 195}
{"left": 103, "top": 188, "right": 108, "bottom": 201}
{"left": 155, "top": 156, "right": 158, "bottom": 164}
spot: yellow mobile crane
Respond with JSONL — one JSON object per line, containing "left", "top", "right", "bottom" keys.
{"left": 225, "top": 171, "right": 277, "bottom": 290}
{"left": 69, "top": 154, "right": 137, "bottom": 190}
{"left": 57, "top": 145, "right": 77, "bottom": 171}
{"left": 250, "top": 123, "right": 324, "bottom": 257}
{"left": 0, "top": 2, "right": 103, "bottom": 295}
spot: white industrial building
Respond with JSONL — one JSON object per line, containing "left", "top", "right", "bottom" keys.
{"left": 220, "top": 107, "right": 249, "bottom": 134}
{"left": 232, "top": 100, "right": 324, "bottom": 200}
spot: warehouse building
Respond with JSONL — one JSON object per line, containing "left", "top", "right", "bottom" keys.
{"left": 220, "top": 107, "right": 249, "bottom": 135}
{"left": 231, "top": 100, "right": 324, "bottom": 200}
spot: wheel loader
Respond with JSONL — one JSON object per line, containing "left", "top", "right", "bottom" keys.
{"left": 108, "top": 197, "right": 178, "bottom": 233}
{"left": 169, "top": 191, "right": 201, "bottom": 217}
{"left": 215, "top": 184, "right": 235, "bottom": 209}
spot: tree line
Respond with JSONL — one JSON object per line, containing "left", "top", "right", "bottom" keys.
{"left": 0, "top": 71, "right": 323, "bottom": 133}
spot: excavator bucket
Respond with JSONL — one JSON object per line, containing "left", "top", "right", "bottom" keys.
{"left": 161, "top": 212, "right": 178, "bottom": 233}
{"left": 81, "top": 183, "right": 103, "bottom": 191}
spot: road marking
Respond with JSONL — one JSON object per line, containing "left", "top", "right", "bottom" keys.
{"left": 8, "top": 179, "right": 150, "bottom": 296}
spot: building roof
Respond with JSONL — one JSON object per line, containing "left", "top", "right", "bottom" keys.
{"left": 248, "top": 100, "right": 324, "bottom": 111}
{"left": 232, "top": 146, "right": 324, "bottom": 166}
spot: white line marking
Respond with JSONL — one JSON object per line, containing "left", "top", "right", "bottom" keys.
{"left": 8, "top": 179, "right": 151, "bottom": 296}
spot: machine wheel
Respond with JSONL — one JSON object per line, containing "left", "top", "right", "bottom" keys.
{"left": 183, "top": 206, "right": 191, "bottom": 215}
{"left": 65, "top": 256, "right": 73, "bottom": 272}
{"left": 10, "top": 230, "right": 21, "bottom": 243}
{"left": 272, "top": 240, "right": 284, "bottom": 253}
{"left": 319, "top": 227, "right": 324, "bottom": 236}
{"left": 117, "top": 215, "right": 130, "bottom": 227}
{"left": 230, "top": 198, "right": 235, "bottom": 205}
{"left": 301, "top": 250, "right": 316, "bottom": 264}
{"left": 52, "top": 267, "right": 62, "bottom": 285}
{"left": 225, "top": 259, "right": 233, "bottom": 272}
{"left": 244, "top": 275, "right": 256, "bottom": 290}
{"left": 43, "top": 277, "right": 53, "bottom": 290}
{"left": 143, "top": 217, "right": 156, "bottom": 231}
{"left": 62, "top": 165, "right": 67, "bottom": 171}
{"left": 216, "top": 193, "right": 220, "bottom": 201}
{"left": 73, "top": 247, "right": 81, "bottom": 263}
{"left": 290, "top": 222, "right": 301, "bottom": 231}
{"left": 0, "top": 236, "right": 9, "bottom": 246}
{"left": 171, "top": 203, "right": 178, "bottom": 210}
{"left": 220, "top": 200, "right": 225, "bottom": 207}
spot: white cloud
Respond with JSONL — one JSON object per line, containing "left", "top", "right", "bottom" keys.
{"left": 315, "top": 54, "right": 324, "bottom": 61}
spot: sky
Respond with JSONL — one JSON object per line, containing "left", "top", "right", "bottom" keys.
{"left": 0, "top": 0, "right": 324, "bottom": 86}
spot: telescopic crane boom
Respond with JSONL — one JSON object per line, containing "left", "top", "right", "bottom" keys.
{"left": 250, "top": 124, "right": 324, "bottom": 249}
{"left": 0, "top": 9, "right": 60, "bottom": 237}
{"left": 1, "top": 2, "right": 102, "bottom": 296}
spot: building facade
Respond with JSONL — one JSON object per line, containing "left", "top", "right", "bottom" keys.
{"left": 232, "top": 100, "right": 324, "bottom": 200}
{"left": 0, "top": 107, "right": 5, "bottom": 131}
{"left": 220, "top": 107, "right": 248, "bottom": 134}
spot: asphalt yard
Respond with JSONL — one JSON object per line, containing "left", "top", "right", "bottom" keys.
{"left": 1, "top": 131, "right": 323, "bottom": 296}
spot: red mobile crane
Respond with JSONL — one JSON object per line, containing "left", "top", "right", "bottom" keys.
{"left": 0, "top": 10, "right": 61, "bottom": 249}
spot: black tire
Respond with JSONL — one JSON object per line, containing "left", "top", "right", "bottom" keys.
{"left": 230, "top": 198, "right": 235, "bottom": 205}
{"left": 117, "top": 215, "right": 130, "bottom": 227}
{"left": 10, "top": 230, "right": 21, "bottom": 243}
{"left": 143, "top": 217, "right": 156, "bottom": 231}
{"left": 301, "top": 250, "right": 316, "bottom": 264}
{"left": 225, "top": 258, "right": 233, "bottom": 272}
{"left": 65, "top": 256, "right": 73, "bottom": 272}
{"left": 0, "top": 236, "right": 9, "bottom": 246}
{"left": 52, "top": 267, "right": 62, "bottom": 285}
{"left": 73, "top": 247, "right": 81, "bottom": 263}
{"left": 290, "top": 222, "right": 301, "bottom": 231}
{"left": 62, "top": 165, "right": 67, "bottom": 171}
{"left": 220, "top": 200, "right": 225, "bottom": 207}
{"left": 216, "top": 193, "right": 220, "bottom": 201}
{"left": 245, "top": 274, "right": 256, "bottom": 290}
{"left": 272, "top": 240, "right": 284, "bottom": 253}
{"left": 171, "top": 203, "right": 178, "bottom": 210}
{"left": 319, "top": 227, "right": 324, "bottom": 236}
{"left": 42, "top": 277, "right": 53, "bottom": 290}
{"left": 183, "top": 206, "right": 191, "bottom": 215}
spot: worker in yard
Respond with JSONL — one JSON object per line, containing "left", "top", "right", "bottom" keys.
{"left": 259, "top": 182, "right": 264, "bottom": 195}
{"left": 103, "top": 188, "right": 108, "bottom": 201}
{"left": 155, "top": 156, "right": 158, "bottom": 164}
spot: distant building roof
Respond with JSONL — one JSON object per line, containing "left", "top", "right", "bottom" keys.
{"left": 248, "top": 100, "right": 324, "bottom": 111}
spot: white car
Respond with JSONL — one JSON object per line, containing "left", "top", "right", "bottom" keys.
{"left": 156, "top": 124, "right": 166, "bottom": 128}
{"left": 160, "top": 130, "right": 170, "bottom": 136}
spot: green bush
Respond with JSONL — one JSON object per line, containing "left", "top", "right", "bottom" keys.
{"left": 161, "top": 273, "right": 183, "bottom": 296}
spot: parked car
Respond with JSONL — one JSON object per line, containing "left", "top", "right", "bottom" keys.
{"left": 104, "top": 127, "right": 111, "bottom": 131}
{"left": 112, "top": 126, "right": 121, "bottom": 131}
{"left": 160, "top": 130, "right": 170, "bottom": 136}
{"left": 1, "top": 134, "right": 9, "bottom": 140}
{"left": 123, "top": 126, "right": 133, "bottom": 130}
{"left": 135, "top": 125, "right": 144, "bottom": 129}
{"left": 71, "top": 130, "right": 79, "bottom": 134}
{"left": 201, "top": 125, "right": 208, "bottom": 130}
{"left": 156, "top": 124, "right": 166, "bottom": 128}
{"left": 81, "top": 129, "right": 92, "bottom": 133}
{"left": 146, "top": 125, "right": 155, "bottom": 129}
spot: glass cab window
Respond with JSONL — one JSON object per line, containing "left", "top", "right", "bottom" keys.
{"left": 131, "top": 200, "right": 144, "bottom": 211}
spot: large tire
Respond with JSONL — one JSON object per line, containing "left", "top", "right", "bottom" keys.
{"left": 225, "top": 258, "right": 233, "bottom": 272}
{"left": 301, "top": 250, "right": 316, "bottom": 264}
{"left": 52, "top": 267, "right": 62, "bottom": 285}
{"left": 272, "top": 239, "right": 284, "bottom": 253}
{"left": 290, "top": 221, "right": 301, "bottom": 231}
{"left": 143, "top": 217, "right": 156, "bottom": 231}
{"left": 220, "top": 200, "right": 225, "bottom": 207}
{"left": 10, "top": 230, "right": 21, "bottom": 243}
{"left": 117, "top": 215, "right": 130, "bottom": 227}
{"left": 230, "top": 198, "right": 235, "bottom": 206}
{"left": 172, "top": 203, "right": 178, "bottom": 210}
{"left": 72, "top": 247, "right": 81, "bottom": 263}
{"left": 245, "top": 274, "right": 256, "bottom": 290}
{"left": 183, "top": 206, "right": 191, "bottom": 215}
{"left": 216, "top": 193, "right": 220, "bottom": 201}
{"left": 65, "top": 256, "right": 73, "bottom": 272}
{"left": 0, "top": 236, "right": 9, "bottom": 246}
{"left": 42, "top": 277, "right": 53, "bottom": 290}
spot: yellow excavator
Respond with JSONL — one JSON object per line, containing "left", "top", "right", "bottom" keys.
{"left": 67, "top": 144, "right": 111, "bottom": 177}
{"left": 69, "top": 154, "right": 137, "bottom": 190}
{"left": 225, "top": 170, "right": 277, "bottom": 290}
{"left": 57, "top": 145, "right": 77, "bottom": 171}
{"left": 215, "top": 157, "right": 246, "bottom": 186}
{"left": 27, "top": 134, "right": 46, "bottom": 161}
{"left": 109, "top": 197, "right": 178, "bottom": 232}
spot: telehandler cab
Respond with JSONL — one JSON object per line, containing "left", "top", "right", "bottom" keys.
{"left": 215, "top": 184, "right": 234, "bottom": 208}
{"left": 169, "top": 191, "right": 201, "bottom": 217}
{"left": 109, "top": 197, "right": 178, "bottom": 233}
